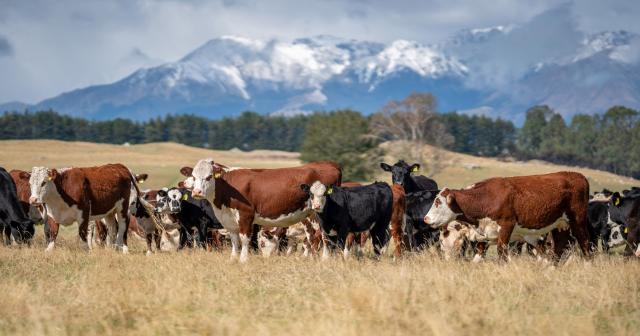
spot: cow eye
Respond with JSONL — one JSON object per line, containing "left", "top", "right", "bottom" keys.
{"left": 40, "top": 181, "right": 46, "bottom": 187}
{"left": 205, "top": 175, "right": 213, "bottom": 181}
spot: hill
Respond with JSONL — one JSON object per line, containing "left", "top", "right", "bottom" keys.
{"left": 2, "top": 139, "right": 637, "bottom": 192}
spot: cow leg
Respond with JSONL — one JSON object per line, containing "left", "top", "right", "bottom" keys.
{"left": 550, "top": 228, "right": 571, "bottom": 261}
{"left": 45, "top": 218, "right": 60, "bottom": 252}
{"left": 343, "top": 232, "right": 355, "bottom": 259}
{"left": 1, "top": 222, "right": 10, "bottom": 245}
{"left": 370, "top": 224, "right": 390, "bottom": 257}
{"left": 115, "top": 208, "right": 130, "bottom": 254}
{"left": 103, "top": 215, "right": 117, "bottom": 248}
{"left": 238, "top": 214, "right": 255, "bottom": 263}
{"left": 471, "top": 242, "right": 488, "bottom": 263}
{"left": 145, "top": 233, "right": 153, "bottom": 256}
{"left": 567, "top": 208, "right": 591, "bottom": 258}
{"left": 229, "top": 231, "right": 240, "bottom": 260}
{"left": 496, "top": 223, "right": 515, "bottom": 262}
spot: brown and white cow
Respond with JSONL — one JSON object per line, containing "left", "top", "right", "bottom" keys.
{"left": 424, "top": 172, "right": 591, "bottom": 260}
{"left": 181, "top": 159, "right": 341, "bottom": 262}
{"left": 25, "top": 164, "right": 141, "bottom": 252}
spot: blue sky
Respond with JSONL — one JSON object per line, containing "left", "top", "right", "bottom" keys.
{"left": 1, "top": 0, "right": 639, "bottom": 103}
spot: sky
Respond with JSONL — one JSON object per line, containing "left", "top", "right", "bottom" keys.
{"left": 1, "top": 0, "right": 639, "bottom": 103}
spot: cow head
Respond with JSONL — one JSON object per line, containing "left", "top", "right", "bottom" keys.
{"left": 439, "top": 221, "right": 470, "bottom": 260}
{"left": 405, "top": 190, "right": 437, "bottom": 223}
{"left": 258, "top": 228, "right": 280, "bottom": 257}
{"left": 159, "top": 229, "right": 181, "bottom": 252}
{"left": 28, "top": 167, "right": 58, "bottom": 205}
{"left": 156, "top": 188, "right": 183, "bottom": 213}
{"left": 380, "top": 160, "right": 420, "bottom": 187}
{"left": 608, "top": 224, "right": 627, "bottom": 248}
{"left": 181, "top": 159, "right": 221, "bottom": 200}
{"left": 424, "top": 188, "right": 460, "bottom": 228}
{"left": 300, "top": 181, "right": 332, "bottom": 212}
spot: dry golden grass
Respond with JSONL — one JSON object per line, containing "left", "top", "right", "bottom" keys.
{"left": 2, "top": 139, "right": 640, "bottom": 335}
{"left": 1, "top": 228, "right": 639, "bottom": 335}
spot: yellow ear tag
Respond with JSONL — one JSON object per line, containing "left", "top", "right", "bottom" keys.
{"left": 139, "top": 180, "right": 145, "bottom": 184}
{"left": 48, "top": 176, "right": 52, "bottom": 181}
{"left": 411, "top": 166, "right": 419, "bottom": 172}
{"left": 181, "top": 194, "right": 188, "bottom": 201}
{"left": 624, "top": 227, "right": 629, "bottom": 234}
{"left": 327, "top": 187, "right": 333, "bottom": 195}
{"left": 615, "top": 198, "right": 620, "bottom": 206}
{"left": 214, "top": 173, "right": 222, "bottom": 178}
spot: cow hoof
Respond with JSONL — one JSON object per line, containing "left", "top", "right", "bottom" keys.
{"left": 145, "top": 250, "right": 152, "bottom": 256}
{"left": 239, "top": 254, "right": 249, "bottom": 263}
{"left": 472, "top": 254, "right": 483, "bottom": 263}
{"left": 44, "top": 242, "right": 55, "bottom": 253}
{"left": 122, "top": 246, "right": 129, "bottom": 254}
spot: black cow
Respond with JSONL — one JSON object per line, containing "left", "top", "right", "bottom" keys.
{"left": 175, "top": 189, "right": 224, "bottom": 249}
{"left": 404, "top": 190, "right": 439, "bottom": 250}
{"left": 609, "top": 192, "right": 640, "bottom": 257}
{"left": 587, "top": 200, "right": 613, "bottom": 253}
{"left": 0, "top": 167, "right": 34, "bottom": 244}
{"left": 380, "top": 160, "right": 439, "bottom": 250}
{"left": 301, "top": 181, "right": 392, "bottom": 258}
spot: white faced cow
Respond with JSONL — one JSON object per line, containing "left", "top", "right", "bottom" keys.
{"left": 181, "top": 159, "right": 341, "bottom": 262}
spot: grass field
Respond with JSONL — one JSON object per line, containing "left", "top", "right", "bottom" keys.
{"left": 1, "top": 140, "right": 640, "bottom": 335}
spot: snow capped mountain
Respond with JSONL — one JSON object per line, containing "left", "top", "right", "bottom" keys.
{"left": 21, "top": 35, "right": 468, "bottom": 120}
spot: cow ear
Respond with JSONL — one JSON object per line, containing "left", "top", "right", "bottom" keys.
{"left": 300, "top": 184, "right": 310, "bottom": 194}
{"left": 178, "top": 181, "right": 185, "bottom": 188}
{"left": 410, "top": 164, "right": 420, "bottom": 173}
{"left": 48, "top": 169, "right": 58, "bottom": 180}
{"left": 180, "top": 167, "right": 193, "bottom": 177}
{"left": 19, "top": 171, "right": 31, "bottom": 179}
{"left": 612, "top": 192, "right": 622, "bottom": 207}
{"left": 446, "top": 193, "right": 455, "bottom": 206}
{"left": 380, "top": 163, "right": 392, "bottom": 172}
{"left": 136, "top": 174, "right": 148, "bottom": 183}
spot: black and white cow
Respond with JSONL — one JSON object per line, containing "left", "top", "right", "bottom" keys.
{"left": 587, "top": 200, "right": 614, "bottom": 253}
{"left": 380, "top": 160, "right": 439, "bottom": 250}
{"left": 608, "top": 192, "right": 640, "bottom": 257}
{"left": 0, "top": 167, "right": 34, "bottom": 245}
{"left": 300, "top": 181, "right": 393, "bottom": 259}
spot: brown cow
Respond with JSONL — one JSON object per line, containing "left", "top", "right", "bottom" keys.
{"left": 25, "top": 164, "right": 139, "bottom": 252}
{"left": 181, "top": 159, "right": 341, "bottom": 262}
{"left": 423, "top": 172, "right": 591, "bottom": 261}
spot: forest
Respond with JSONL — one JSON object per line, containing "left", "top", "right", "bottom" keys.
{"left": 1, "top": 93, "right": 638, "bottom": 180}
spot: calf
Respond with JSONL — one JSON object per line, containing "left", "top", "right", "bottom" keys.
{"left": 0, "top": 167, "right": 34, "bottom": 244}
{"left": 181, "top": 160, "right": 342, "bottom": 262}
{"left": 608, "top": 192, "right": 640, "bottom": 257}
{"left": 380, "top": 160, "right": 439, "bottom": 251}
{"left": 25, "top": 164, "right": 137, "bottom": 252}
{"left": 424, "top": 172, "right": 591, "bottom": 261}
{"left": 301, "top": 181, "right": 393, "bottom": 259}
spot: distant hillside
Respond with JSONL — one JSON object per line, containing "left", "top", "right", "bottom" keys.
{"left": 3, "top": 140, "right": 637, "bottom": 192}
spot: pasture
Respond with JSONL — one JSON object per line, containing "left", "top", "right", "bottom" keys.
{"left": 1, "top": 140, "right": 640, "bottom": 335}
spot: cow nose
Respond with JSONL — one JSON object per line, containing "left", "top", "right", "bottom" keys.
{"left": 424, "top": 215, "right": 430, "bottom": 224}
{"left": 29, "top": 196, "right": 38, "bottom": 204}
{"left": 192, "top": 189, "right": 203, "bottom": 198}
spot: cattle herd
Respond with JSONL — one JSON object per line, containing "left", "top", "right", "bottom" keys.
{"left": 1, "top": 158, "right": 639, "bottom": 262}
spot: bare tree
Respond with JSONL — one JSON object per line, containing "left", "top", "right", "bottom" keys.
{"left": 369, "top": 92, "right": 453, "bottom": 175}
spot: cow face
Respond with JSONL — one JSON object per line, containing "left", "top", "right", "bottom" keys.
{"left": 608, "top": 224, "right": 626, "bottom": 248}
{"left": 258, "top": 229, "right": 280, "bottom": 257}
{"left": 159, "top": 229, "right": 181, "bottom": 252}
{"left": 156, "top": 188, "right": 183, "bottom": 213}
{"left": 439, "top": 221, "right": 470, "bottom": 260}
{"left": 300, "top": 181, "right": 330, "bottom": 212}
{"left": 380, "top": 160, "right": 420, "bottom": 187}
{"left": 424, "top": 188, "right": 460, "bottom": 228}
{"left": 28, "top": 167, "right": 58, "bottom": 204}
{"left": 181, "top": 159, "right": 218, "bottom": 200}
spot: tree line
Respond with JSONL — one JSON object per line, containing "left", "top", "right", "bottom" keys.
{"left": 1, "top": 95, "right": 638, "bottom": 180}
